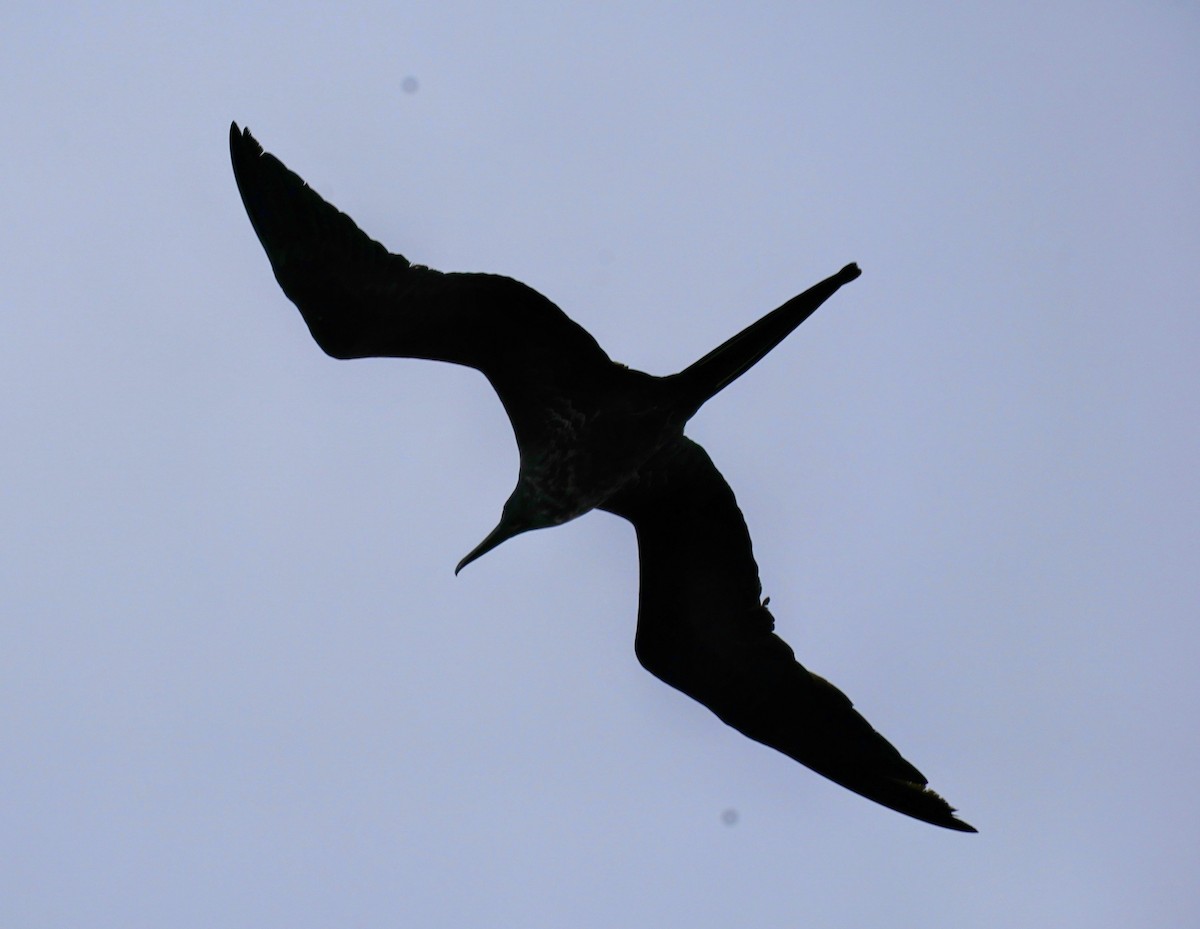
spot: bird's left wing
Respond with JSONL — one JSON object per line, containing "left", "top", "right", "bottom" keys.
{"left": 229, "top": 123, "right": 614, "bottom": 438}
{"left": 603, "top": 438, "right": 975, "bottom": 832}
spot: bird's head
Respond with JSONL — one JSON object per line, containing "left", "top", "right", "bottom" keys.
{"left": 454, "top": 486, "right": 545, "bottom": 575}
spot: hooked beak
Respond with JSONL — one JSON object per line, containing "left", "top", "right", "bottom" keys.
{"left": 455, "top": 518, "right": 522, "bottom": 575}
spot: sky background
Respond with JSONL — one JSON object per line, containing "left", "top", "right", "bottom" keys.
{"left": 3, "top": 2, "right": 1198, "bottom": 927}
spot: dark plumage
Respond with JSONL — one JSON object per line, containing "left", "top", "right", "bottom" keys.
{"left": 230, "top": 122, "right": 975, "bottom": 832}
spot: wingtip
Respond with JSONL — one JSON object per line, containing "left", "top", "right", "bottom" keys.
{"left": 229, "top": 121, "right": 262, "bottom": 156}
{"left": 838, "top": 262, "right": 862, "bottom": 283}
{"left": 886, "top": 779, "right": 977, "bottom": 833}
{"left": 819, "top": 764, "right": 976, "bottom": 833}
{"left": 936, "top": 810, "right": 978, "bottom": 833}
{"left": 229, "top": 121, "right": 244, "bottom": 155}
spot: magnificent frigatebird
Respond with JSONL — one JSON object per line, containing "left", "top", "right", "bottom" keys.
{"left": 230, "top": 123, "right": 975, "bottom": 832}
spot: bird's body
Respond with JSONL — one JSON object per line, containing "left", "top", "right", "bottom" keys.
{"left": 230, "top": 123, "right": 975, "bottom": 832}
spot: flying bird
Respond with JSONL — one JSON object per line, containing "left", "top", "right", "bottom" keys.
{"left": 230, "top": 122, "right": 975, "bottom": 832}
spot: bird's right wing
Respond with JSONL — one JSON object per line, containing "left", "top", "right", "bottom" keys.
{"left": 603, "top": 438, "right": 975, "bottom": 832}
{"left": 230, "top": 123, "right": 614, "bottom": 441}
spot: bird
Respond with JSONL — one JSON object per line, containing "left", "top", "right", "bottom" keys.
{"left": 229, "top": 122, "right": 976, "bottom": 833}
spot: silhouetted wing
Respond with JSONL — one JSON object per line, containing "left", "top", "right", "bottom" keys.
{"left": 603, "top": 438, "right": 975, "bottom": 832}
{"left": 230, "top": 123, "right": 613, "bottom": 443}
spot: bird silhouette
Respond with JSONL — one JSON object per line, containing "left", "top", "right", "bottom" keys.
{"left": 230, "top": 123, "right": 975, "bottom": 832}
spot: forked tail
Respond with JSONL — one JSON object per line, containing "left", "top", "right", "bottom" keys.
{"left": 670, "top": 263, "right": 861, "bottom": 418}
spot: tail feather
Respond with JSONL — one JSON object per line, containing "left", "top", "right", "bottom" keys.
{"left": 671, "top": 263, "right": 861, "bottom": 418}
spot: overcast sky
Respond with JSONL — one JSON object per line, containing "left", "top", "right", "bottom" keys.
{"left": 3, "top": 3, "right": 1198, "bottom": 927}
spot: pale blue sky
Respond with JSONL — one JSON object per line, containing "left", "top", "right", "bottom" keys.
{"left": 3, "top": 3, "right": 1198, "bottom": 926}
